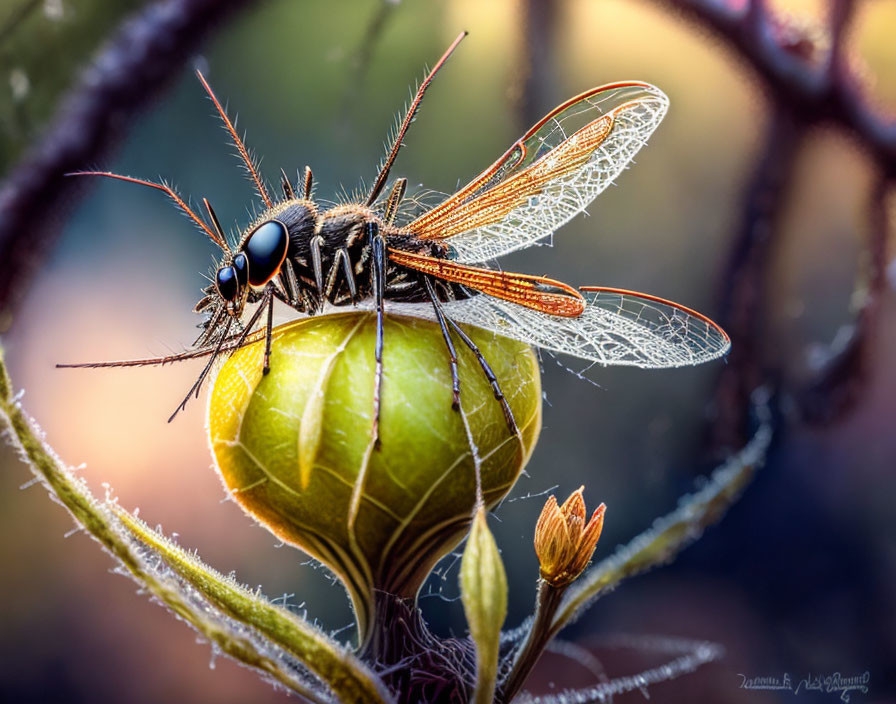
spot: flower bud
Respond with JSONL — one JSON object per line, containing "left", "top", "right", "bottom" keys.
{"left": 534, "top": 486, "right": 605, "bottom": 587}
{"left": 207, "top": 312, "right": 541, "bottom": 639}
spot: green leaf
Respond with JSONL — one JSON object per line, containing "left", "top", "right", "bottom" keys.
{"left": 114, "top": 506, "right": 393, "bottom": 704}
{"left": 460, "top": 506, "right": 508, "bottom": 704}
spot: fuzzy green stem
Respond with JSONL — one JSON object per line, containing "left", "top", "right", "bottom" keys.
{"left": 0, "top": 349, "right": 349, "bottom": 704}
{"left": 115, "top": 507, "right": 393, "bottom": 704}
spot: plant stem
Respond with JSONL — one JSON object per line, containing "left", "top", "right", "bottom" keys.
{"left": 362, "top": 591, "right": 473, "bottom": 704}
{"left": 499, "top": 579, "right": 565, "bottom": 703}
{"left": 0, "top": 350, "right": 332, "bottom": 703}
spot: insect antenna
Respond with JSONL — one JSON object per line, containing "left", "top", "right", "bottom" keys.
{"left": 57, "top": 347, "right": 225, "bottom": 369}
{"left": 195, "top": 70, "right": 273, "bottom": 208}
{"left": 365, "top": 30, "right": 466, "bottom": 207}
{"left": 66, "top": 172, "right": 227, "bottom": 250}
{"left": 56, "top": 319, "right": 270, "bottom": 372}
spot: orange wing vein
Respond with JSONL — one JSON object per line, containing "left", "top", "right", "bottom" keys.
{"left": 406, "top": 82, "right": 669, "bottom": 263}
{"left": 414, "top": 115, "right": 613, "bottom": 239}
{"left": 388, "top": 248, "right": 585, "bottom": 317}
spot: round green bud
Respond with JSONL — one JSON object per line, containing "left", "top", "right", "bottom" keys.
{"left": 207, "top": 312, "right": 541, "bottom": 638}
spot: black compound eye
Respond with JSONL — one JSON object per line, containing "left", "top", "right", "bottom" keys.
{"left": 215, "top": 266, "right": 239, "bottom": 302}
{"left": 232, "top": 252, "right": 249, "bottom": 288}
{"left": 244, "top": 220, "right": 289, "bottom": 286}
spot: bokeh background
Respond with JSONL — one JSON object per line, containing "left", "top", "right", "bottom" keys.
{"left": 1, "top": 0, "right": 894, "bottom": 702}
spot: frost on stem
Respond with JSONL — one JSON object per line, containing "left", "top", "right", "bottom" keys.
{"left": 514, "top": 635, "right": 725, "bottom": 704}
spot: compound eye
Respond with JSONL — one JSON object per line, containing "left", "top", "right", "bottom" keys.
{"left": 232, "top": 252, "right": 249, "bottom": 288}
{"left": 245, "top": 220, "right": 289, "bottom": 286}
{"left": 215, "top": 266, "right": 239, "bottom": 302}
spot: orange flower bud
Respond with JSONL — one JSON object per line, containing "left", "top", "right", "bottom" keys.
{"left": 534, "top": 487, "right": 605, "bottom": 587}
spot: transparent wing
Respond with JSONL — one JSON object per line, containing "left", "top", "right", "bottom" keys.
{"left": 408, "top": 82, "right": 668, "bottom": 263}
{"left": 435, "top": 287, "right": 730, "bottom": 369}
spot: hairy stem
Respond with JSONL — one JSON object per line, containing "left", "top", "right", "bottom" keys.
{"left": 0, "top": 348, "right": 331, "bottom": 702}
{"left": 499, "top": 580, "right": 565, "bottom": 703}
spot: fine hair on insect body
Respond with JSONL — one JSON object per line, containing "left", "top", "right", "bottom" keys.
{"left": 60, "top": 31, "right": 730, "bottom": 442}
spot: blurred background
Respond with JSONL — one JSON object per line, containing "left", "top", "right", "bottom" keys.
{"left": 1, "top": 0, "right": 894, "bottom": 702}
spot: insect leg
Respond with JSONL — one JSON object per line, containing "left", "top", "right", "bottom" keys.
{"left": 369, "top": 221, "right": 386, "bottom": 445}
{"left": 224, "top": 295, "right": 269, "bottom": 357}
{"left": 278, "top": 258, "right": 301, "bottom": 308}
{"left": 263, "top": 288, "right": 275, "bottom": 374}
{"left": 445, "top": 317, "right": 518, "bottom": 435}
{"left": 195, "top": 304, "right": 227, "bottom": 347}
{"left": 335, "top": 248, "right": 358, "bottom": 303}
{"left": 170, "top": 317, "right": 233, "bottom": 422}
{"left": 423, "top": 277, "right": 460, "bottom": 409}
{"left": 323, "top": 257, "right": 341, "bottom": 300}
{"left": 310, "top": 235, "right": 325, "bottom": 299}
{"left": 300, "top": 287, "right": 317, "bottom": 313}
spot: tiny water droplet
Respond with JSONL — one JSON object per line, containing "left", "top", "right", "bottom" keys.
{"left": 43, "top": 0, "right": 64, "bottom": 20}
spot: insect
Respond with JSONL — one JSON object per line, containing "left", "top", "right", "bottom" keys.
{"left": 60, "top": 32, "right": 730, "bottom": 440}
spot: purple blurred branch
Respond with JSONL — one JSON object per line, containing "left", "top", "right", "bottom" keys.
{"left": 509, "top": 0, "right": 560, "bottom": 133}
{"left": 0, "top": 0, "right": 260, "bottom": 320}
{"left": 798, "top": 174, "right": 891, "bottom": 423}
{"left": 713, "top": 106, "right": 805, "bottom": 449}
{"left": 652, "top": 0, "right": 894, "bottom": 438}
{"left": 657, "top": 0, "right": 895, "bottom": 176}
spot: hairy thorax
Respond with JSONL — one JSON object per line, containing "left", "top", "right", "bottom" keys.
{"left": 266, "top": 198, "right": 469, "bottom": 309}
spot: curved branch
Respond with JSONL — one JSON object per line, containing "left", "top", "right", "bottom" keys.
{"left": 656, "top": 0, "right": 896, "bottom": 173}
{"left": 712, "top": 105, "right": 805, "bottom": 449}
{"left": 798, "top": 175, "right": 892, "bottom": 422}
{"left": 0, "top": 0, "right": 260, "bottom": 318}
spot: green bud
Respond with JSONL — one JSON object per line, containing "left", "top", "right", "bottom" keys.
{"left": 207, "top": 312, "right": 541, "bottom": 640}
{"left": 461, "top": 506, "right": 508, "bottom": 704}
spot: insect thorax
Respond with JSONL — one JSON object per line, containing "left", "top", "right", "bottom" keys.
{"left": 265, "top": 199, "right": 468, "bottom": 309}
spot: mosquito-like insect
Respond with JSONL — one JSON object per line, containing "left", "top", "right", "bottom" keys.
{"left": 60, "top": 32, "right": 729, "bottom": 440}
